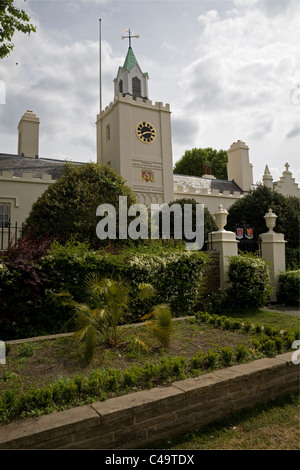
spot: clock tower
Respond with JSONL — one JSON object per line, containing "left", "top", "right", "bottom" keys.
{"left": 96, "top": 37, "right": 174, "bottom": 205}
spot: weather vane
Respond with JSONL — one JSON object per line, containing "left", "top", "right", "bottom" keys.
{"left": 121, "top": 28, "right": 140, "bottom": 48}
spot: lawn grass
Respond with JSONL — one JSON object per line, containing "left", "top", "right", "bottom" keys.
{"left": 153, "top": 393, "right": 300, "bottom": 450}
{"left": 223, "top": 307, "right": 299, "bottom": 331}
{"left": 152, "top": 306, "right": 300, "bottom": 451}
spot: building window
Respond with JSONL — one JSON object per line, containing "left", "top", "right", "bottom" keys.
{"left": 132, "top": 77, "right": 141, "bottom": 99}
{"left": 106, "top": 124, "right": 111, "bottom": 141}
{"left": 119, "top": 80, "right": 123, "bottom": 94}
{"left": 0, "top": 203, "right": 9, "bottom": 228}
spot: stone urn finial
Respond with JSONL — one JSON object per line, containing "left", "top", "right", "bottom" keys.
{"left": 214, "top": 204, "right": 228, "bottom": 231}
{"left": 264, "top": 208, "right": 277, "bottom": 232}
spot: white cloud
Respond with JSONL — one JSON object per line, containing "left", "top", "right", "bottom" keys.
{"left": 0, "top": 0, "right": 299, "bottom": 186}
{"left": 198, "top": 9, "right": 220, "bottom": 26}
{"left": 170, "top": 3, "right": 300, "bottom": 183}
{"left": 0, "top": 19, "right": 120, "bottom": 160}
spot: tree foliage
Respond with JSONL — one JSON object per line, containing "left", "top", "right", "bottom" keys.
{"left": 167, "top": 198, "right": 218, "bottom": 244}
{"left": 22, "top": 162, "right": 137, "bottom": 249}
{"left": 0, "top": 0, "right": 36, "bottom": 59}
{"left": 227, "top": 254, "right": 271, "bottom": 308}
{"left": 226, "top": 185, "right": 300, "bottom": 248}
{"left": 173, "top": 147, "right": 228, "bottom": 180}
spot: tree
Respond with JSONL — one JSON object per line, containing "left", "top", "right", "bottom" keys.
{"left": 166, "top": 198, "right": 218, "bottom": 245}
{"left": 0, "top": 0, "right": 36, "bottom": 59}
{"left": 173, "top": 147, "right": 228, "bottom": 180}
{"left": 226, "top": 184, "right": 300, "bottom": 248}
{"left": 22, "top": 162, "right": 137, "bottom": 249}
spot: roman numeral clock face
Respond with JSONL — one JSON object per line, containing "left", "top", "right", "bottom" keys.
{"left": 136, "top": 121, "right": 156, "bottom": 144}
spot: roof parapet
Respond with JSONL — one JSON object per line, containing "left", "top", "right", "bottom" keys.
{"left": 0, "top": 170, "right": 55, "bottom": 182}
{"left": 97, "top": 93, "right": 170, "bottom": 120}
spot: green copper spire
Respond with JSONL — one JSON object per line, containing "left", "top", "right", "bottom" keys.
{"left": 123, "top": 47, "right": 139, "bottom": 71}
{"left": 114, "top": 29, "right": 149, "bottom": 99}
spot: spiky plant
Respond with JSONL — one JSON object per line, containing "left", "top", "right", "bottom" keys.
{"left": 140, "top": 304, "right": 173, "bottom": 350}
{"left": 56, "top": 274, "right": 172, "bottom": 363}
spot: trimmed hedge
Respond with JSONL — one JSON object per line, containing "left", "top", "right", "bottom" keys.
{"left": 0, "top": 241, "right": 208, "bottom": 340}
{"left": 277, "top": 270, "right": 300, "bottom": 305}
{"left": 226, "top": 254, "right": 271, "bottom": 308}
{"left": 42, "top": 241, "right": 209, "bottom": 319}
{"left": 286, "top": 247, "right": 300, "bottom": 271}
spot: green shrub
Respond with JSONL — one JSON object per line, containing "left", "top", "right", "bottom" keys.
{"left": 285, "top": 248, "right": 300, "bottom": 270}
{"left": 0, "top": 241, "right": 208, "bottom": 340}
{"left": 274, "top": 336, "right": 284, "bottom": 353}
{"left": 44, "top": 242, "right": 208, "bottom": 320}
{"left": 243, "top": 320, "right": 252, "bottom": 332}
{"left": 277, "top": 270, "right": 300, "bottom": 305}
{"left": 226, "top": 254, "right": 271, "bottom": 308}
{"left": 235, "top": 344, "right": 249, "bottom": 362}
{"left": 203, "top": 349, "right": 219, "bottom": 368}
{"left": 22, "top": 162, "right": 137, "bottom": 249}
{"left": 262, "top": 338, "right": 277, "bottom": 357}
{"left": 219, "top": 346, "right": 235, "bottom": 365}
{"left": 190, "top": 350, "right": 204, "bottom": 369}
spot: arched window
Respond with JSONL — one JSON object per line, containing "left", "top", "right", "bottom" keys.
{"left": 132, "top": 77, "right": 141, "bottom": 99}
{"left": 119, "top": 80, "right": 123, "bottom": 94}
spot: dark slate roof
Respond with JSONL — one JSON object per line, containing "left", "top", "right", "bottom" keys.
{"left": 173, "top": 174, "right": 244, "bottom": 194}
{"left": 0, "top": 153, "right": 82, "bottom": 180}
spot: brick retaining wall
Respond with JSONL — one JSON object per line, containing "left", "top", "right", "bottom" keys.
{"left": 0, "top": 352, "right": 298, "bottom": 449}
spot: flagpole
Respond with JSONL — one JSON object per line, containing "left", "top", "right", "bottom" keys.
{"left": 99, "top": 18, "right": 102, "bottom": 112}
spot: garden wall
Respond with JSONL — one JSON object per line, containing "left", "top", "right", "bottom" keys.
{"left": 0, "top": 352, "right": 298, "bottom": 449}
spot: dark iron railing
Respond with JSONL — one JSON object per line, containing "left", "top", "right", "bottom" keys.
{"left": 0, "top": 220, "right": 24, "bottom": 251}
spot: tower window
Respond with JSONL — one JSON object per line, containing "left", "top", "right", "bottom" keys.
{"left": 119, "top": 80, "right": 123, "bottom": 94}
{"left": 132, "top": 77, "right": 141, "bottom": 99}
{"left": 106, "top": 124, "right": 111, "bottom": 141}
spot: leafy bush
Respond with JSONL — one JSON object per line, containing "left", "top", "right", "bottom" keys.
{"left": 190, "top": 350, "right": 204, "bottom": 370}
{"left": 0, "top": 231, "right": 62, "bottom": 340}
{"left": 195, "top": 311, "right": 298, "bottom": 357}
{"left": 219, "top": 346, "right": 235, "bottom": 365}
{"left": 286, "top": 248, "right": 300, "bottom": 270}
{"left": 22, "top": 162, "right": 137, "bottom": 249}
{"left": 235, "top": 344, "right": 250, "bottom": 362}
{"left": 165, "top": 198, "right": 218, "bottom": 246}
{"left": 226, "top": 185, "right": 300, "bottom": 249}
{"left": 0, "top": 241, "right": 208, "bottom": 340}
{"left": 277, "top": 270, "right": 300, "bottom": 305}
{"left": 43, "top": 241, "right": 208, "bottom": 319}
{"left": 226, "top": 254, "right": 271, "bottom": 308}
{"left": 203, "top": 349, "right": 219, "bottom": 368}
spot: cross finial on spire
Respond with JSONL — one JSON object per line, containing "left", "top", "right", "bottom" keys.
{"left": 121, "top": 28, "right": 140, "bottom": 48}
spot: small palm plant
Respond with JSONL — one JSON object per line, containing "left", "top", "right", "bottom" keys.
{"left": 57, "top": 274, "right": 172, "bottom": 363}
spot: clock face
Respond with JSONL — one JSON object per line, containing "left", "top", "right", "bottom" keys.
{"left": 136, "top": 121, "right": 156, "bottom": 144}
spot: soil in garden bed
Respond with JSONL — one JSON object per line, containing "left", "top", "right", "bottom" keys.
{"left": 0, "top": 319, "right": 255, "bottom": 394}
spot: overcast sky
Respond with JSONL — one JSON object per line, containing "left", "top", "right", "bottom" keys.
{"left": 0, "top": 0, "right": 299, "bottom": 185}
